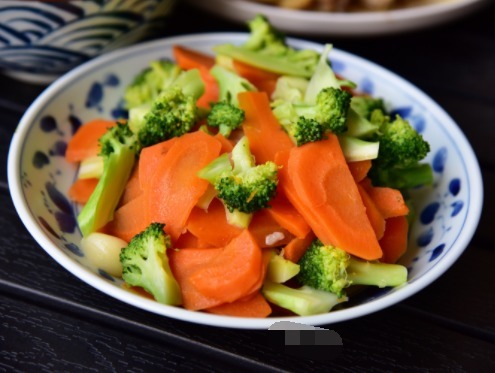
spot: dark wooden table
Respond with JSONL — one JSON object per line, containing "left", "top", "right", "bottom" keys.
{"left": 1, "top": 2, "right": 494, "bottom": 371}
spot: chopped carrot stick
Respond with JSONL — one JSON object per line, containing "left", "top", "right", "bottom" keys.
{"left": 357, "top": 183, "right": 386, "bottom": 240}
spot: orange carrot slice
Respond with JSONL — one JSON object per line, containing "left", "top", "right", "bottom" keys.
{"left": 186, "top": 198, "right": 243, "bottom": 248}
{"left": 238, "top": 91, "right": 294, "bottom": 164}
{"left": 189, "top": 230, "right": 263, "bottom": 304}
{"left": 101, "top": 194, "right": 149, "bottom": 243}
{"left": 68, "top": 178, "right": 99, "bottom": 204}
{"left": 65, "top": 119, "right": 116, "bottom": 163}
{"left": 168, "top": 247, "right": 225, "bottom": 310}
{"left": 205, "top": 292, "right": 272, "bottom": 318}
{"left": 348, "top": 159, "right": 372, "bottom": 182}
{"left": 138, "top": 137, "right": 178, "bottom": 190}
{"left": 265, "top": 188, "right": 311, "bottom": 239}
{"left": 248, "top": 209, "right": 293, "bottom": 248}
{"left": 379, "top": 216, "right": 409, "bottom": 264}
{"left": 144, "top": 131, "right": 222, "bottom": 242}
{"left": 363, "top": 182, "right": 410, "bottom": 219}
{"left": 278, "top": 134, "right": 383, "bottom": 260}
{"left": 283, "top": 231, "right": 316, "bottom": 264}
{"left": 119, "top": 164, "right": 141, "bottom": 206}
{"left": 357, "top": 183, "right": 386, "bottom": 240}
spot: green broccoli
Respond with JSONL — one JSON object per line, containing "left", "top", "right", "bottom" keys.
{"left": 297, "top": 240, "right": 408, "bottom": 298}
{"left": 369, "top": 114, "right": 432, "bottom": 189}
{"left": 120, "top": 223, "right": 182, "bottom": 305}
{"left": 127, "top": 68, "right": 205, "bottom": 148}
{"left": 350, "top": 95, "right": 387, "bottom": 120}
{"left": 206, "top": 101, "right": 245, "bottom": 138}
{"left": 124, "top": 60, "right": 182, "bottom": 109}
{"left": 213, "top": 15, "right": 320, "bottom": 78}
{"left": 209, "top": 64, "right": 256, "bottom": 107}
{"left": 262, "top": 281, "right": 347, "bottom": 316}
{"left": 198, "top": 136, "right": 279, "bottom": 227}
{"left": 77, "top": 122, "right": 137, "bottom": 236}
{"left": 272, "top": 86, "right": 352, "bottom": 146}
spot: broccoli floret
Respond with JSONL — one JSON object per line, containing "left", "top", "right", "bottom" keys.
{"left": 271, "top": 76, "right": 309, "bottom": 103}
{"left": 124, "top": 60, "right": 182, "bottom": 109}
{"left": 120, "top": 223, "right": 182, "bottom": 305}
{"left": 262, "top": 281, "right": 347, "bottom": 316}
{"left": 198, "top": 136, "right": 278, "bottom": 227}
{"left": 375, "top": 115, "right": 430, "bottom": 169}
{"left": 297, "top": 240, "right": 408, "bottom": 298}
{"left": 350, "top": 95, "right": 387, "bottom": 120}
{"left": 206, "top": 101, "right": 245, "bottom": 138}
{"left": 213, "top": 15, "right": 320, "bottom": 78}
{"left": 369, "top": 114, "right": 432, "bottom": 189}
{"left": 218, "top": 136, "right": 278, "bottom": 213}
{"left": 272, "top": 86, "right": 352, "bottom": 146}
{"left": 209, "top": 64, "right": 256, "bottom": 107}
{"left": 77, "top": 122, "right": 137, "bottom": 236}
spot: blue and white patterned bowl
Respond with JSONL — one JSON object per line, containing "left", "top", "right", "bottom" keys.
{"left": 8, "top": 34, "right": 483, "bottom": 329}
{"left": 0, "top": 0, "right": 176, "bottom": 84}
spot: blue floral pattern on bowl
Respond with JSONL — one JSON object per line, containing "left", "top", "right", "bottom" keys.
{"left": 8, "top": 34, "right": 484, "bottom": 329}
{"left": 0, "top": 0, "right": 175, "bottom": 81}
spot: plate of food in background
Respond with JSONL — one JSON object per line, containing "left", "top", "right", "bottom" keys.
{"left": 185, "top": 0, "right": 487, "bottom": 36}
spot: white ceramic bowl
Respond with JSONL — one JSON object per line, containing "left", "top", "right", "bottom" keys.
{"left": 0, "top": 0, "right": 176, "bottom": 84}
{"left": 8, "top": 33, "right": 483, "bottom": 329}
{"left": 185, "top": 0, "right": 488, "bottom": 37}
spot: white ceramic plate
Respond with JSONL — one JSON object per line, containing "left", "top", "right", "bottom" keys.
{"left": 185, "top": 0, "right": 487, "bottom": 36}
{"left": 8, "top": 33, "right": 483, "bottom": 329}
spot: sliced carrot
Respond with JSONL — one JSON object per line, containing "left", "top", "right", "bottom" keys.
{"left": 248, "top": 208, "right": 293, "bottom": 248}
{"left": 172, "top": 45, "right": 218, "bottom": 109}
{"left": 101, "top": 194, "right": 149, "bottom": 243}
{"left": 214, "top": 133, "right": 234, "bottom": 153}
{"left": 277, "top": 134, "right": 383, "bottom": 260}
{"left": 357, "top": 183, "right": 386, "bottom": 240}
{"left": 65, "top": 119, "right": 116, "bottom": 163}
{"left": 68, "top": 178, "right": 99, "bottom": 204}
{"left": 232, "top": 59, "right": 279, "bottom": 96}
{"left": 174, "top": 231, "right": 213, "bottom": 249}
{"left": 245, "top": 248, "right": 274, "bottom": 297}
{"left": 379, "top": 216, "right": 409, "bottom": 264}
{"left": 119, "top": 164, "right": 141, "bottom": 206}
{"left": 265, "top": 188, "right": 311, "bottom": 239}
{"left": 189, "top": 229, "right": 263, "bottom": 304}
{"left": 362, "top": 182, "right": 410, "bottom": 219}
{"left": 205, "top": 292, "right": 272, "bottom": 318}
{"left": 168, "top": 247, "right": 225, "bottom": 310}
{"left": 186, "top": 198, "right": 243, "bottom": 248}
{"left": 138, "top": 137, "right": 178, "bottom": 190}
{"left": 238, "top": 91, "right": 294, "bottom": 164}
{"left": 283, "top": 231, "right": 316, "bottom": 264}
{"left": 173, "top": 44, "right": 216, "bottom": 70}
{"left": 347, "top": 159, "right": 372, "bottom": 182}
{"left": 144, "top": 131, "right": 222, "bottom": 242}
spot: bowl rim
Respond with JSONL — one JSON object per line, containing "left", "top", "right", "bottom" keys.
{"left": 7, "top": 32, "right": 484, "bottom": 329}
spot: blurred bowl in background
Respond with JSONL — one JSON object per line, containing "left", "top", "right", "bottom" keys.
{"left": 0, "top": 0, "right": 176, "bottom": 84}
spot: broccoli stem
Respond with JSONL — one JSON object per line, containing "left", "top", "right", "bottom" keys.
{"left": 347, "top": 259, "right": 408, "bottom": 288}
